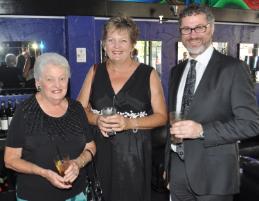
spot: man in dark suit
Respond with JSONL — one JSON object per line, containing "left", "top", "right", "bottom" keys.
{"left": 165, "top": 5, "right": 259, "bottom": 201}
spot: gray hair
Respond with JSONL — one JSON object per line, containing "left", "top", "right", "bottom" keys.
{"left": 5, "top": 53, "right": 16, "bottom": 67}
{"left": 179, "top": 4, "right": 215, "bottom": 26}
{"left": 34, "top": 52, "right": 71, "bottom": 80}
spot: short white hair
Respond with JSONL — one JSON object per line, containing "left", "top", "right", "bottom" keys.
{"left": 34, "top": 52, "right": 71, "bottom": 80}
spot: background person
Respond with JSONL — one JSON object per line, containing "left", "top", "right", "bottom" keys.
{"left": 5, "top": 53, "right": 17, "bottom": 68}
{"left": 23, "top": 53, "right": 37, "bottom": 89}
{"left": 178, "top": 51, "right": 188, "bottom": 63}
{"left": 132, "top": 48, "right": 139, "bottom": 62}
{"left": 16, "top": 46, "right": 30, "bottom": 80}
{"left": 165, "top": 4, "right": 259, "bottom": 201}
{"left": 0, "top": 54, "right": 21, "bottom": 89}
{"left": 5, "top": 52, "right": 96, "bottom": 201}
{"left": 77, "top": 15, "right": 167, "bottom": 201}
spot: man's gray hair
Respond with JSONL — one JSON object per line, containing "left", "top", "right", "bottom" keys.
{"left": 179, "top": 4, "right": 215, "bottom": 26}
{"left": 5, "top": 53, "right": 16, "bottom": 67}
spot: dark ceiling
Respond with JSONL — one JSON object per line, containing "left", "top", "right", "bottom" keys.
{"left": 0, "top": 0, "right": 259, "bottom": 24}
{"left": 0, "top": 0, "right": 107, "bottom": 16}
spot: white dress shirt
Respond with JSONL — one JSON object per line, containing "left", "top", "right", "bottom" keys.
{"left": 171, "top": 45, "right": 214, "bottom": 151}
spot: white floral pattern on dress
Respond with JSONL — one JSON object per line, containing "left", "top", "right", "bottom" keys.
{"left": 91, "top": 108, "right": 147, "bottom": 119}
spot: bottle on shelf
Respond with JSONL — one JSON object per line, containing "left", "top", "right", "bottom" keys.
{"left": 0, "top": 175, "right": 9, "bottom": 193}
{"left": 6, "top": 99, "right": 15, "bottom": 126}
{"left": 0, "top": 101, "right": 8, "bottom": 138}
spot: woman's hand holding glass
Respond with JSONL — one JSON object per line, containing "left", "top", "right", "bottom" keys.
{"left": 43, "top": 168, "right": 72, "bottom": 189}
{"left": 54, "top": 155, "right": 80, "bottom": 186}
{"left": 63, "top": 160, "right": 80, "bottom": 184}
{"left": 97, "top": 107, "right": 129, "bottom": 137}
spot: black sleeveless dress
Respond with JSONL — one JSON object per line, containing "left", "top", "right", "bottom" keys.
{"left": 90, "top": 63, "right": 153, "bottom": 201}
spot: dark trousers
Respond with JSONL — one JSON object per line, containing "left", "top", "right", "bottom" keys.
{"left": 169, "top": 152, "right": 233, "bottom": 201}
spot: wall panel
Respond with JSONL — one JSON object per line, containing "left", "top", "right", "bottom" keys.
{"left": 0, "top": 17, "right": 65, "bottom": 55}
{"left": 0, "top": 16, "right": 258, "bottom": 101}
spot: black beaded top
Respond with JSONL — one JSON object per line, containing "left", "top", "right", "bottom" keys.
{"left": 6, "top": 95, "right": 93, "bottom": 201}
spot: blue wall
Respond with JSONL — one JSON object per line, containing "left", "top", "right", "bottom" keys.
{"left": 0, "top": 17, "right": 66, "bottom": 55}
{"left": 69, "top": 18, "right": 259, "bottom": 100}
{"left": 66, "top": 16, "right": 96, "bottom": 99}
{"left": 1, "top": 16, "right": 259, "bottom": 101}
{"left": 0, "top": 17, "right": 66, "bottom": 103}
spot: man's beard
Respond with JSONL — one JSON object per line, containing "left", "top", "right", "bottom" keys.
{"left": 186, "top": 45, "right": 207, "bottom": 56}
{"left": 184, "top": 38, "right": 211, "bottom": 56}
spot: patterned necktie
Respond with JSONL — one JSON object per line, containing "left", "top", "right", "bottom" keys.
{"left": 181, "top": 59, "right": 197, "bottom": 116}
{"left": 176, "top": 59, "right": 197, "bottom": 160}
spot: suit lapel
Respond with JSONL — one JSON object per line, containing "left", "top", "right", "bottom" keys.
{"left": 188, "top": 50, "right": 221, "bottom": 117}
{"left": 169, "top": 50, "right": 222, "bottom": 118}
{"left": 169, "top": 60, "right": 188, "bottom": 112}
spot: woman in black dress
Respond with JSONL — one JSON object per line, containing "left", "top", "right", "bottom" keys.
{"left": 78, "top": 16, "right": 167, "bottom": 201}
{"left": 5, "top": 53, "right": 96, "bottom": 201}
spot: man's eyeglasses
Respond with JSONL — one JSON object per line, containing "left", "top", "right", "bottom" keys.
{"left": 180, "top": 24, "right": 210, "bottom": 35}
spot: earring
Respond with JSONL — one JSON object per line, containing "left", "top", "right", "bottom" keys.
{"left": 130, "top": 48, "right": 136, "bottom": 59}
{"left": 130, "top": 51, "right": 133, "bottom": 59}
{"left": 37, "top": 86, "right": 41, "bottom": 92}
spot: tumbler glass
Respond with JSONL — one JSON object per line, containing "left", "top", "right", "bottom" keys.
{"left": 169, "top": 111, "right": 184, "bottom": 144}
{"left": 54, "top": 155, "right": 70, "bottom": 177}
{"left": 101, "top": 106, "right": 117, "bottom": 136}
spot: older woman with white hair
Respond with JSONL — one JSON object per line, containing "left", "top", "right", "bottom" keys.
{"left": 4, "top": 52, "right": 95, "bottom": 201}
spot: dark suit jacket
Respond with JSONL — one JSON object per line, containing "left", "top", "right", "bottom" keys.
{"left": 165, "top": 49, "right": 259, "bottom": 195}
{"left": 0, "top": 66, "right": 22, "bottom": 88}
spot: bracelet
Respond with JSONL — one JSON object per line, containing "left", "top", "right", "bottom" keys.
{"left": 96, "top": 115, "right": 100, "bottom": 126}
{"left": 77, "top": 149, "right": 93, "bottom": 168}
{"left": 198, "top": 124, "right": 204, "bottom": 139}
{"left": 85, "top": 148, "right": 94, "bottom": 160}
{"left": 78, "top": 153, "right": 87, "bottom": 168}
{"left": 132, "top": 119, "right": 138, "bottom": 133}
{"left": 199, "top": 131, "right": 204, "bottom": 139}
{"left": 75, "top": 157, "right": 84, "bottom": 169}
{"left": 80, "top": 156, "right": 86, "bottom": 168}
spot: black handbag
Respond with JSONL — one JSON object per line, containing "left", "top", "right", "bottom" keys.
{"left": 151, "top": 125, "right": 168, "bottom": 148}
{"left": 151, "top": 125, "right": 169, "bottom": 193}
{"left": 84, "top": 149, "right": 105, "bottom": 201}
